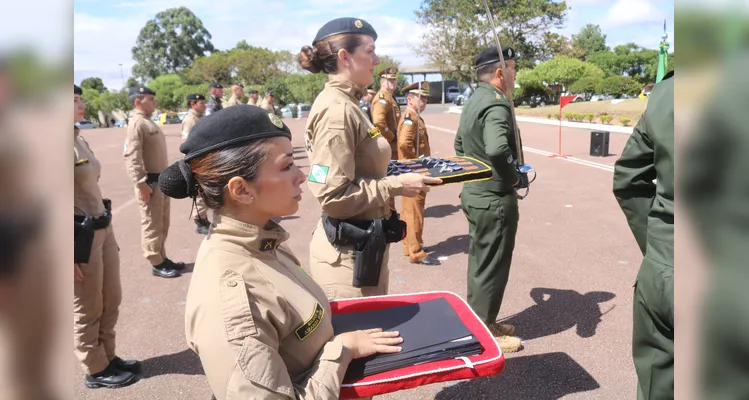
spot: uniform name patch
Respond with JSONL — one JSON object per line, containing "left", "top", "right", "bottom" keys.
{"left": 260, "top": 238, "right": 277, "bottom": 252}
{"left": 295, "top": 302, "right": 324, "bottom": 341}
{"left": 74, "top": 159, "right": 89, "bottom": 167}
{"left": 309, "top": 164, "right": 329, "bottom": 184}
{"left": 367, "top": 127, "right": 381, "bottom": 138}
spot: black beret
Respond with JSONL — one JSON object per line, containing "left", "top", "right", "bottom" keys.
{"left": 209, "top": 82, "right": 223, "bottom": 89}
{"left": 74, "top": 85, "right": 82, "bottom": 95}
{"left": 128, "top": 86, "right": 156, "bottom": 96}
{"left": 312, "top": 17, "right": 377, "bottom": 46}
{"left": 186, "top": 93, "right": 205, "bottom": 102}
{"left": 474, "top": 46, "right": 518, "bottom": 68}
{"left": 232, "top": 82, "right": 244, "bottom": 88}
{"left": 160, "top": 105, "right": 293, "bottom": 199}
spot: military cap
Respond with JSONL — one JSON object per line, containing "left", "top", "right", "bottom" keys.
{"left": 232, "top": 82, "right": 244, "bottom": 88}
{"left": 312, "top": 17, "right": 377, "bottom": 46}
{"left": 209, "top": 82, "right": 223, "bottom": 89}
{"left": 474, "top": 46, "right": 518, "bottom": 68}
{"left": 366, "top": 86, "right": 377, "bottom": 95}
{"left": 160, "top": 105, "right": 292, "bottom": 199}
{"left": 74, "top": 85, "right": 82, "bottom": 95}
{"left": 379, "top": 66, "right": 398, "bottom": 79}
{"left": 403, "top": 81, "right": 430, "bottom": 97}
{"left": 128, "top": 86, "right": 156, "bottom": 96}
{"left": 186, "top": 93, "right": 206, "bottom": 102}
{"left": 265, "top": 91, "right": 273, "bottom": 97}
{"left": 248, "top": 89, "right": 258, "bottom": 94}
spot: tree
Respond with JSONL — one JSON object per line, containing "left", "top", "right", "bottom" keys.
{"left": 571, "top": 24, "right": 608, "bottom": 59}
{"left": 568, "top": 76, "right": 601, "bottom": 99}
{"left": 284, "top": 73, "right": 327, "bottom": 104}
{"left": 597, "top": 75, "right": 640, "bottom": 97}
{"left": 131, "top": 7, "right": 215, "bottom": 81}
{"left": 521, "top": 56, "right": 604, "bottom": 100}
{"left": 183, "top": 51, "right": 234, "bottom": 85}
{"left": 147, "top": 74, "right": 188, "bottom": 111}
{"left": 539, "top": 32, "right": 585, "bottom": 61}
{"left": 264, "top": 77, "right": 295, "bottom": 106}
{"left": 235, "top": 40, "right": 251, "bottom": 51}
{"left": 80, "top": 88, "right": 102, "bottom": 121}
{"left": 586, "top": 51, "right": 622, "bottom": 77}
{"left": 373, "top": 55, "right": 407, "bottom": 91}
{"left": 80, "top": 77, "right": 106, "bottom": 93}
{"left": 413, "top": 0, "right": 568, "bottom": 81}
{"left": 125, "top": 77, "right": 141, "bottom": 88}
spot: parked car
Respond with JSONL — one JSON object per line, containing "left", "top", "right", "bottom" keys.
{"left": 159, "top": 112, "right": 181, "bottom": 125}
{"left": 454, "top": 86, "right": 474, "bottom": 106}
{"left": 446, "top": 86, "right": 460, "bottom": 103}
{"left": 75, "top": 120, "right": 99, "bottom": 129}
{"left": 394, "top": 91, "right": 406, "bottom": 106}
{"left": 178, "top": 111, "right": 188, "bottom": 121}
{"left": 114, "top": 120, "right": 127, "bottom": 128}
{"left": 280, "top": 104, "right": 312, "bottom": 119}
{"left": 513, "top": 92, "right": 551, "bottom": 108}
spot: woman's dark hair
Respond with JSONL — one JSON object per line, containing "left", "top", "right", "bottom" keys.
{"left": 159, "top": 139, "right": 272, "bottom": 210}
{"left": 189, "top": 139, "right": 272, "bottom": 210}
{"left": 298, "top": 34, "right": 366, "bottom": 74}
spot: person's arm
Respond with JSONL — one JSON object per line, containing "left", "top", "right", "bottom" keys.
{"left": 123, "top": 119, "right": 148, "bottom": 186}
{"left": 371, "top": 96, "right": 396, "bottom": 144}
{"left": 454, "top": 129, "right": 464, "bottom": 156}
{"left": 480, "top": 104, "right": 519, "bottom": 184}
{"left": 398, "top": 115, "right": 417, "bottom": 159}
{"left": 307, "top": 103, "right": 403, "bottom": 219}
{"left": 613, "top": 115, "right": 656, "bottom": 255}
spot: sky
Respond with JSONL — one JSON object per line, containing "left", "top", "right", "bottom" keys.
{"left": 72, "top": 0, "right": 675, "bottom": 90}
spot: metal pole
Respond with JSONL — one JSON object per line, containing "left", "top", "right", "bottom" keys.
{"left": 416, "top": 81, "right": 421, "bottom": 156}
{"left": 118, "top": 63, "right": 125, "bottom": 88}
{"left": 479, "top": 0, "right": 524, "bottom": 165}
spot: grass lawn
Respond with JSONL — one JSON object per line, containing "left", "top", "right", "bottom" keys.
{"left": 514, "top": 98, "right": 648, "bottom": 127}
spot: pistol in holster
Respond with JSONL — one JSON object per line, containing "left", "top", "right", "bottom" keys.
{"left": 321, "top": 213, "right": 407, "bottom": 288}
{"left": 74, "top": 216, "right": 95, "bottom": 264}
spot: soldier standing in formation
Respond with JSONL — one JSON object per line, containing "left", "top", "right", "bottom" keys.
{"left": 397, "top": 81, "right": 440, "bottom": 266}
{"left": 613, "top": 70, "right": 674, "bottom": 400}
{"left": 205, "top": 82, "right": 223, "bottom": 116}
{"left": 181, "top": 93, "right": 211, "bottom": 235}
{"left": 74, "top": 84, "right": 140, "bottom": 388}
{"left": 454, "top": 46, "right": 524, "bottom": 353}
{"left": 372, "top": 66, "right": 401, "bottom": 162}
{"left": 224, "top": 83, "right": 244, "bottom": 107}
{"left": 360, "top": 86, "right": 376, "bottom": 123}
{"left": 259, "top": 91, "right": 276, "bottom": 114}
{"left": 123, "top": 86, "right": 184, "bottom": 278}
{"left": 298, "top": 17, "right": 440, "bottom": 300}
{"left": 246, "top": 89, "right": 259, "bottom": 106}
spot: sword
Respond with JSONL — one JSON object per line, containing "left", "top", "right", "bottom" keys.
{"left": 480, "top": 0, "right": 536, "bottom": 199}
{"left": 416, "top": 81, "right": 421, "bottom": 156}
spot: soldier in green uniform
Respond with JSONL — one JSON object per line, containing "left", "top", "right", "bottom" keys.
{"left": 454, "top": 46, "right": 523, "bottom": 353}
{"left": 613, "top": 70, "right": 674, "bottom": 400}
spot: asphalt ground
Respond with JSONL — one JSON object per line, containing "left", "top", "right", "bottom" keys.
{"left": 73, "top": 112, "right": 641, "bottom": 400}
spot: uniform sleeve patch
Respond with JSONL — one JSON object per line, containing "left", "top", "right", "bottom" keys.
{"left": 308, "top": 164, "right": 329, "bottom": 184}
{"left": 295, "top": 302, "right": 324, "bottom": 341}
{"left": 123, "top": 143, "right": 128, "bottom": 154}
{"left": 379, "top": 99, "right": 387, "bottom": 104}
{"left": 367, "top": 127, "right": 381, "bottom": 138}
{"left": 404, "top": 120, "right": 413, "bottom": 126}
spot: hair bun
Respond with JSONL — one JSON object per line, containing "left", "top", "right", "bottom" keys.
{"left": 159, "top": 161, "right": 195, "bottom": 199}
{"left": 298, "top": 45, "right": 323, "bottom": 74}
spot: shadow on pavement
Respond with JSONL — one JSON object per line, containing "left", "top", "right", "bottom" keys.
{"left": 434, "top": 352, "right": 599, "bottom": 400}
{"left": 425, "top": 204, "right": 462, "bottom": 219}
{"left": 429, "top": 234, "right": 470, "bottom": 258}
{"left": 141, "top": 348, "right": 205, "bottom": 379}
{"left": 501, "top": 288, "right": 616, "bottom": 341}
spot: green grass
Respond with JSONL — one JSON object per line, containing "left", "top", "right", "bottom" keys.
{"left": 515, "top": 98, "right": 648, "bottom": 126}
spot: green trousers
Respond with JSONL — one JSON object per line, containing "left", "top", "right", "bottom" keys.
{"left": 632, "top": 257, "right": 674, "bottom": 400}
{"left": 460, "top": 190, "right": 519, "bottom": 325}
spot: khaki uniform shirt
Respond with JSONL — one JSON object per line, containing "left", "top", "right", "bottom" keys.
{"left": 225, "top": 95, "right": 242, "bottom": 107}
{"left": 74, "top": 127, "right": 106, "bottom": 217}
{"left": 185, "top": 215, "right": 353, "bottom": 400}
{"left": 259, "top": 99, "right": 275, "bottom": 114}
{"left": 397, "top": 107, "right": 431, "bottom": 160}
{"left": 304, "top": 77, "right": 404, "bottom": 220}
{"left": 123, "top": 109, "right": 168, "bottom": 186}
{"left": 372, "top": 89, "right": 401, "bottom": 157}
{"left": 248, "top": 97, "right": 259, "bottom": 106}
{"left": 181, "top": 109, "right": 202, "bottom": 143}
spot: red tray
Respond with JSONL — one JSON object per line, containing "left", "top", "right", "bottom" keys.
{"left": 331, "top": 291, "right": 505, "bottom": 399}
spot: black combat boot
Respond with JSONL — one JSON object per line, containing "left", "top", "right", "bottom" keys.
{"left": 84, "top": 364, "right": 136, "bottom": 389}
{"left": 152, "top": 260, "right": 181, "bottom": 278}
{"left": 110, "top": 356, "right": 142, "bottom": 374}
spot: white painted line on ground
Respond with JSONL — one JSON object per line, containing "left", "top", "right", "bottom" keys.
{"left": 446, "top": 108, "right": 634, "bottom": 134}
{"left": 112, "top": 197, "right": 138, "bottom": 216}
{"left": 426, "top": 124, "right": 615, "bottom": 173}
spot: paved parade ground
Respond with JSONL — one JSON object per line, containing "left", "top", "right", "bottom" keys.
{"left": 73, "top": 112, "right": 642, "bottom": 400}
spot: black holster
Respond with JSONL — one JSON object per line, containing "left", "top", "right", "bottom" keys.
{"left": 322, "top": 213, "right": 407, "bottom": 288}
{"left": 74, "top": 216, "right": 95, "bottom": 264}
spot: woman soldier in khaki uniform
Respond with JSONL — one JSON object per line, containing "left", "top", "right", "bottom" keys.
{"left": 298, "top": 17, "right": 440, "bottom": 300}
{"left": 159, "top": 105, "right": 403, "bottom": 400}
{"left": 73, "top": 85, "right": 140, "bottom": 388}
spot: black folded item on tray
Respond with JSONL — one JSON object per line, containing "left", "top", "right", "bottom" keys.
{"left": 387, "top": 156, "right": 492, "bottom": 185}
{"left": 332, "top": 297, "right": 484, "bottom": 380}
